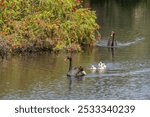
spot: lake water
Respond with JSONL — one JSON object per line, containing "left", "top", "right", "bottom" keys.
{"left": 0, "top": 0, "right": 150, "bottom": 100}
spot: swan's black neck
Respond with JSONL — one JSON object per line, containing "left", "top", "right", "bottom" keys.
{"left": 68, "top": 57, "right": 72, "bottom": 71}
{"left": 111, "top": 33, "right": 115, "bottom": 47}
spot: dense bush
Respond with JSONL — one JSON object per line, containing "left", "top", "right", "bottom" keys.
{"left": 0, "top": 0, "right": 100, "bottom": 53}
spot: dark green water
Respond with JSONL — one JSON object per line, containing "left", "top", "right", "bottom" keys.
{"left": 0, "top": 0, "right": 150, "bottom": 99}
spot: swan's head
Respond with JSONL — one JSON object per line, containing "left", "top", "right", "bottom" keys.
{"left": 90, "top": 65, "right": 96, "bottom": 70}
{"left": 111, "top": 31, "right": 115, "bottom": 37}
{"left": 64, "top": 56, "right": 72, "bottom": 62}
{"left": 97, "top": 62, "right": 106, "bottom": 70}
{"left": 98, "top": 62, "right": 103, "bottom": 66}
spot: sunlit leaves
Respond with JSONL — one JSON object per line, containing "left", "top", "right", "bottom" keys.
{"left": 0, "top": 0, "right": 100, "bottom": 53}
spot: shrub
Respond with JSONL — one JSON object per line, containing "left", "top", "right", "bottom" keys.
{"left": 0, "top": 0, "right": 100, "bottom": 53}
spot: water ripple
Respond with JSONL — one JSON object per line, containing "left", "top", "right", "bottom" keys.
{"left": 97, "top": 37, "right": 145, "bottom": 47}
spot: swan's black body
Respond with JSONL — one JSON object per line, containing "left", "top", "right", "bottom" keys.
{"left": 66, "top": 56, "right": 86, "bottom": 77}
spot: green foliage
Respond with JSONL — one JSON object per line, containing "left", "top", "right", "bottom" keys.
{"left": 0, "top": 0, "right": 100, "bottom": 53}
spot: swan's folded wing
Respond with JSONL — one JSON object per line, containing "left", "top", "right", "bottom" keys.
{"left": 67, "top": 68, "right": 80, "bottom": 76}
{"left": 67, "top": 68, "right": 86, "bottom": 77}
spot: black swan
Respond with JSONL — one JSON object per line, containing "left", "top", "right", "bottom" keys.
{"left": 66, "top": 56, "right": 86, "bottom": 77}
{"left": 107, "top": 31, "right": 117, "bottom": 47}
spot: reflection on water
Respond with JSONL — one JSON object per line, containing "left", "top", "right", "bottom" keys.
{"left": 0, "top": 0, "right": 150, "bottom": 100}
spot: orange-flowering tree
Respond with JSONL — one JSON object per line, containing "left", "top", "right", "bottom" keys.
{"left": 0, "top": 0, "right": 100, "bottom": 53}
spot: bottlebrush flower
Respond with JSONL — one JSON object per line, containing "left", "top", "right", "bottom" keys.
{"left": 72, "top": 7, "right": 77, "bottom": 13}
{"left": 12, "top": 45, "right": 17, "bottom": 49}
{"left": 75, "top": 0, "right": 80, "bottom": 4}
